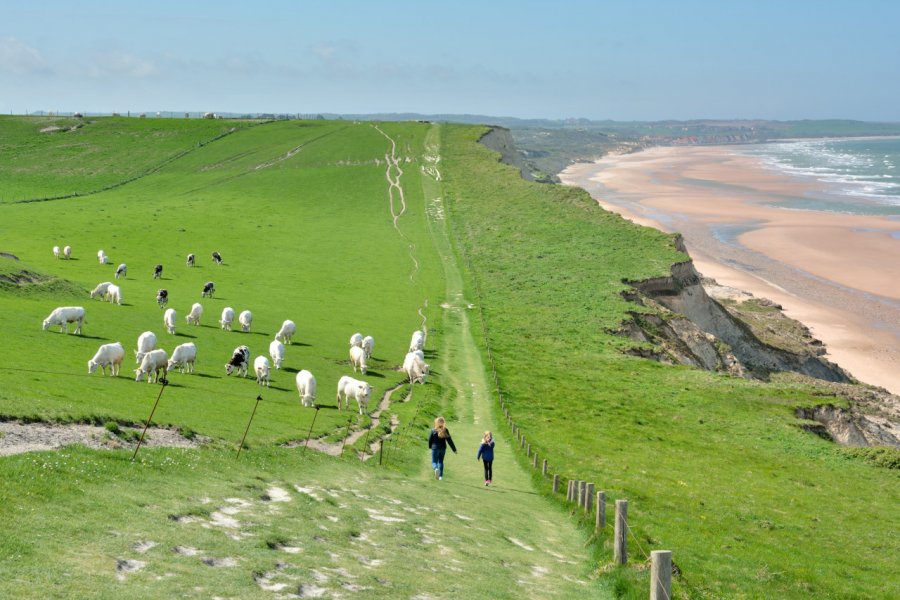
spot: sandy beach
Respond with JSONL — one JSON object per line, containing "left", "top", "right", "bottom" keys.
{"left": 560, "top": 146, "right": 900, "bottom": 395}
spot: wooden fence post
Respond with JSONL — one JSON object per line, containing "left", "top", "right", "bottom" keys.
{"left": 542, "top": 459, "right": 548, "bottom": 476}
{"left": 567, "top": 480, "right": 574, "bottom": 502}
{"left": 596, "top": 491, "right": 606, "bottom": 529}
{"left": 526, "top": 442, "right": 531, "bottom": 457}
{"left": 520, "top": 436, "right": 525, "bottom": 449}
{"left": 579, "top": 481, "right": 587, "bottom": 508}
{"left": 553, "top": 474, "right": 559, "bottom": 494}
{"left": 650, "top": 550, "right": 672, "bottom": 600}
{"left": 585, "top": 483, "right": 594, "bottom": 512}
{"left": 614, "top": 499, "right": 628, "bottom": 565}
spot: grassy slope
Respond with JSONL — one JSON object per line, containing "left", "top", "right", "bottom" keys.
{"left": 0, "top": 119, "right": 441, "bottom": 445}
{"left": 0, "top": 118, "right": 605, "bottom": 599}
{"left": 0, "top": 115, "right": 246, "bottom": 202}
{"left": 441, "top": 126, "right": 899, "bottom": 599}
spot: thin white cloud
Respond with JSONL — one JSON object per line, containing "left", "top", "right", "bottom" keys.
{"left": 0, "top": 37, "right": 49, "bottom": 74}
{"left": 86, "top": 51, "right": 159, "bottom": 78}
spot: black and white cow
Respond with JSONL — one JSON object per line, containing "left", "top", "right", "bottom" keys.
{"left": 211, "top": 251, "right": 223, "bottom": 265}
{"left": 153, "top": 264, "right": 163, "bottom": 279}
{"left": 156, "top": 289, "right": 168, "bottom": 308}
{"left": 202, "top": 281, "right": 215, "bottom": 298}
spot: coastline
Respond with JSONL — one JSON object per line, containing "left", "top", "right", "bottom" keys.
{"left": 560, "top": 146, "right": 900, "bottom": 395}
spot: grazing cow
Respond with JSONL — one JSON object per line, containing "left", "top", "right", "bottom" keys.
{"left": 186, "top": 253, "right": 195, "bottom": 267}
{"left": 275, "top": 320, "right": 296, "bottom": 345}
{"left": 90, "top": 281, "right": 112, "bottom": 299}
{"left": 362, "top": 335, "right": 374, "bottom": 359}
{"left": 336, "top": 376, "right": 372, "bottom": 415}
{"left": 97, "top": 250, "right": 109, "bottom": 264}
{"left": 201, "top": 281, "right": 215, "bottom": 298}
{"left": 63, "top": 245, "right": 72, "bottom": 259}
{"left": 225, "top": 345, "right": 250, "bottom": 377}
{"left": 409, "top": 330, "right": 425, "bottom": 352}
{"left": 156, "top": 288, "right": 168, "bottom": 308}
{"left": 105, "top": 283, "right": 122, "bottom": 305}
{"left": 254, "top": 355, "right": 270, "bottom": 387}
{"left": 167, "top": 342, "right": 197, "bottom": 374}
{"left": 211, "top": 251, "right": 223, "bottom": 265}
{"left": 220, "top": 307, "right": 235, "bottom": 331}
{"left": 269, "top": 339, "right": 285, "bottom": 370}
{"left": 238, "top": 310, "right": 252, "bottom": 332}
{"left": 53, "top": 245, "right": 60, "bottom": 259}
{"left": 349, "top": 345, "right": 368, "bottom": 374}
{"left": 163, "top": 308, "right": 177, "bottom": 334}
{"left": 135, "top": 349, "right": 168, "bottom": 384}
{"left": 42, "top": 306, "right": 85, "bottom": 335}
{"left": 403, "top": 351, "right": 430, "bottom": 384}
{"left": 88, "top": 342, "right": 125, "bottom": 376}
{"left": 115, "top": 263, "right": 127, "bottom": 279}
{"left": 153, "top": 264, "right": 163, "bottom": 279}
{"left": 349, "top": 332, "right": 363, "bottom": 348}
{"left": 186, "top": 302, "right": 202, "bottom": 325}
{"left": 295, "top": 370, "right": 316, "bottom": 408}
{"left": 134, "top": 331, "right": 157, "bottom": 364}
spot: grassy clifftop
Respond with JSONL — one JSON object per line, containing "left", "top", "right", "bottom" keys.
{"left": 442, "top": 125, "right": 899, "bottom": 599}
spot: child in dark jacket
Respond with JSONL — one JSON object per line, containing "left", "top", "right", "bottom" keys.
{"left": 476, "top": 431, "right": 495, "bottom": 486}
{"left": 428, "top": 416, "right": 457, "bottom": 480}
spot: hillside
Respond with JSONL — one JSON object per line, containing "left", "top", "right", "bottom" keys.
{"left": 0, "top": 117, "right": 897, "bottom": 599}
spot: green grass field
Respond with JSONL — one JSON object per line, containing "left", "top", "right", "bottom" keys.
{"left": 0, "top": 116, "right": 897, "bottom": 599}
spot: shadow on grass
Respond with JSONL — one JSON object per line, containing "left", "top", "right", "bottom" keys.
{"left": 446, "top": 480, "right": 539, "bottom": 497}
{"left": 175, "top": 332, "right": 196, "bottom": 338}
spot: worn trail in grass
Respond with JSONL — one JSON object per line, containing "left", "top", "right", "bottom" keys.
{"left": 410, "top": 124, "right": 603, "bottom": 597}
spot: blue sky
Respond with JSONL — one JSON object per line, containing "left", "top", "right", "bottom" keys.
{"left": 2, "top": 0, "right": 898, "bottom": 121}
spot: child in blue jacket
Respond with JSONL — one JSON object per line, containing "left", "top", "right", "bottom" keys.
{"left": 476, "top": 431, "right": 495, "bottom": 486}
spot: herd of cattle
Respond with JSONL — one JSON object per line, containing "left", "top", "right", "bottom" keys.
{"left": 42, "top": 246, "right": 431, "bottom": 415}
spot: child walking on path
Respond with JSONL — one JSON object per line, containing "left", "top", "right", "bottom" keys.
{"left": 428, "top": 416, "right": 457, "bottom": 480}
{"left": 477, "top": 431, "right": 495, "bottom": 486}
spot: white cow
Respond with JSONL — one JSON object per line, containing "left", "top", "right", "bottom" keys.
{"left": 135, "top": 331, "right": 157, "bottom": 363}
{"left": 238, "top": 310, "right": 252, "bottom": 332}
{"left": 336, "top": 375, "right": 372, "bottom": 415}
{"left": 42, "top": 306, "right": 85, "bottom": 335}
{"left": 362, "top": 335, "right": 374, "bottom": 359}
{"left": 88, "top": 342, "right": 125, "bottom": 376}
{"left": 63, "top": 245, "right": 72, "bottom": 259}
{"left": 349, "top": 332, "right": 363, "bottom": 348}
{"left": 254, "top": 355, "right": 270, "bottom": 387}
{"left": 349, "top": 345, "right": 368, "bottom": 374}
{"left": 220, "top": 307, "right": 235, "bottom": 331}
{"left": 135, "top": 349, "right": 168, "bottom": 383}
{"left": 409, "top": 330, "right": 425, "bottom": 352}
{"left": 90, "top": 281, "right": 112, "bottom": 299}
{"left": 186, "top": 302, "right": 203, "bottom": 325}
{"left": 97, "top": 249, "right": 109, "bottom": 264}
{"left": 164, "top": 308, "right": 177, "bottom": 334}
{"left": 115, "top": 263, "right": 127, "bottom": 279}
{"left": 275, "top": 320, "right": 296, "bottom": 345}
{"left": 105, "top": 283, "right": 122, "bottom": 305}
{"left": 225, "top": 345, "right": 250, "bottom": 377}
{"left": 295, "top": 370, "right": 316, "bottom": 408}
{"left": 52, "top": 245, "right": 60, "bottom": 259}
{"left": 168, "top": 342, "right": 197, "bottom": 374}
{"left": 403, "top": 351, "right": 430, "bottom": 384}
{"left": 269, "top": 339, "right": 285, "bottom": 370}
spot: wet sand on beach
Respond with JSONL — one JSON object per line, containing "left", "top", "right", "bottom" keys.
{"left": 560, "top": 146, "right": 900, "bottom": 395}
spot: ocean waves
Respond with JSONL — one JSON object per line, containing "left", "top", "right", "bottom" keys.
{"left": 747, "top": 137, "right": 900, "bottom": 208}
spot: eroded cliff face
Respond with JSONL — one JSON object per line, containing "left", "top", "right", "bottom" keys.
{"left": 619, "top": 252, "right": 900, "bottom": 448}
{"left": 624, "top": 259, "right": 850, "bottom": 382}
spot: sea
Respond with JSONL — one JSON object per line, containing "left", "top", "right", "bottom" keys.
{"left": 740, "top": 136, "right": 900, "bottom": 217}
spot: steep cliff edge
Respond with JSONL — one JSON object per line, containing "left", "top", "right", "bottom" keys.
{"left": 617, "top": 244, "right": 899, "bottom": 447}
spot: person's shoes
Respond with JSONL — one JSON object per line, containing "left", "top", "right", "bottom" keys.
{"left": 485, "top": 480, "right": 489, "bottom": 486}
{"left": 488, "top": 480, "right": 492, "bottom": 485}
{"left": 438, "top": 476, "right": 442, "bottom": 480}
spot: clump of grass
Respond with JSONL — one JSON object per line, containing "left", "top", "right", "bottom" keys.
{"left": 844, "top": 446, "right": 900, "bottom": 469}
